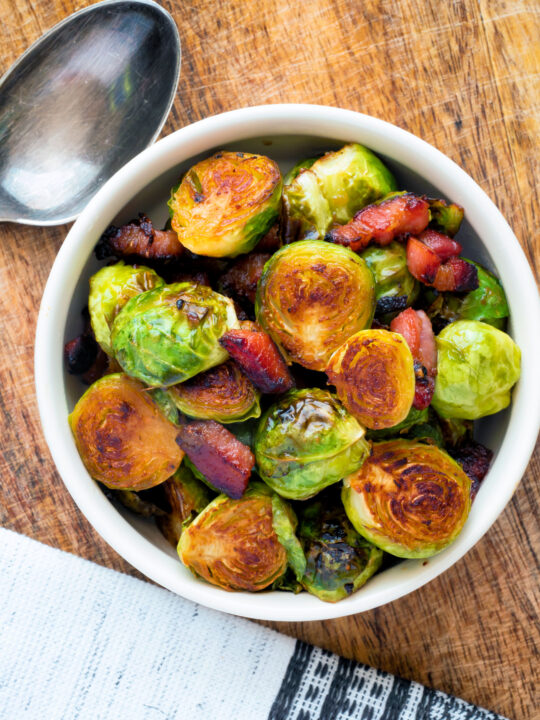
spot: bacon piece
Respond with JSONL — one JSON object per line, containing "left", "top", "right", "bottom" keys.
{"left": 418, "top": 229, "right": 462, "bottom": 261}
{"left": 64, "top": 334, "right": 98, "bottom": 375}
{"left": 432, "top": 257, "right": 478, "bottom": 292}
{"left": 407, "top": 237, "right": 478, "bottom": 292}
{"left": 176, "top": 420, "right": 254, "bottom": 499}
{"left": 219, "top": 328, "right": 294, "bottom": 394}
{"left": 406, "top": 236, "right": 441, "bottom": 284}
{"left": 219, "top": 253, "right": 271, "bottom": 305}
{"left": 449, "top": 440, "right": 493, "bottom": 500}
{"left": 95, "top": 213, "right": 184, "bottom": 262}
{"left": 256, "top": 223, "right": 282, "bottom": 252}
{"left": 326, "top": 193, "right": 430, "bottom": 251}
{"left": 390, "top": 308, "right": 437, "bottom": 409}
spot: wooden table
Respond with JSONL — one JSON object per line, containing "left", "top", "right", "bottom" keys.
{"left": 1, "top": 1, "right": 538, "bottom": 717}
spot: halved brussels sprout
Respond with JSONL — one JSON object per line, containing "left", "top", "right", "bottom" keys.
{"left": 168, "top": 151, "right": 282, "bottom": 257}
{"left": 297, "top": 491, "right": 383, "bottom": 602}
{"left": 69, "top": 373, "right": 183, "bottom": 490}
{"left": 111, "top": 282, "right": 238, "bottom": 386}
{"left": 426, "top": 261, "right": 509, "bottom": 330}
{"left": 342, "top": 439, "right": 471, "bottom": 558}
{"left": 432, "top": 320, "right": 521, "bottom": 419}
{"left": 360, "top": 242, "right": 419, "bottom": 320}
{"left": 310, "top": 143, "right": 397, "bottom": 224}
{"left": 326, "top": 329, "right": 415, "bottom": 430}
{"left": 283, "top": 144, "right": 397, "bottom": 241}
{"left": 157, "top": 464, "right": 214, "bottom": 546}
{"left": 169, "top": 360, "right": 261, "bottom": 423}
{"left": 256, "top": 240, "right": 375, "bottom": 371}
{"left": 88, "top": 261, "right": 164, "bottom": 355}
{"left": 254, "top": 388, "right": 370, "bottom": 501}
{"left": 178, "top": 482, "right": 290, "bottom": 591}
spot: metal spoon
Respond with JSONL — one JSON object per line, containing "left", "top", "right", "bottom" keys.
{"left": 0, "top": 0, "right": 180, "bottom": 226}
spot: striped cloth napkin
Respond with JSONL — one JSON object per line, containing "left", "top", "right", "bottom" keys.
{"left": 0, "top": 528, "right": 506, "bottom": 719}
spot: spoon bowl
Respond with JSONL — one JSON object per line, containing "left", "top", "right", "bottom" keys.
{"left": 0, "top": 0, "right": 180, "bottom": 226}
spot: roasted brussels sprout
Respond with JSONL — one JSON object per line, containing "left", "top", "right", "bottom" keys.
{"left": 169, "top": 360, "right": 260, "bottom": 423}
{"left": 168, "top": 151, "right": 282, "bottom": 257}
{"left": 255, "top": 388, "right": 369, "bottom": 500}
{"left": 426, "top": 261, "right": 509, "bottom": 330}
{"left": 432, "top": 320, "right": 520, "bottom": 419}
{"left": 88, "top": 261, "right": 164, "bottom": 355}
{"left": 283, "top": 144, "right": 397, "bottom": 242}
{"left": 111, "top": 282, "right": 238, "bottom": 386}
{"left": 360, "top": 242, "right": 419, "bottom": 319}
{"left": 342, "top": 439, "right": 471, "bottom": 558}
{"left": 297, "top": 491, "right": 383, "bottom": 602}
{"left": 326, "top": 329, "right": 415, "bottom": 430}
{"left": 256, "top": 240, "right": 375, "bottom": 370}
{"left": 178, "top": 482, "right": 291, "bottom": 591}
{"left": 310, "top": 143, "right": 397, "bottom": 224}
{"left": 427, "top": 197, "right": 464, "bottom": 237}
{"left": 69, "top": 373, "right": 183, "bottom": 490}
{"left": 157, "top": 464, "right": 214, "bottom": 546}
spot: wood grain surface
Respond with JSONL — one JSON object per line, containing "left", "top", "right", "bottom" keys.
{"left": 0, "top": 1, "right": 538, "bottom": 717}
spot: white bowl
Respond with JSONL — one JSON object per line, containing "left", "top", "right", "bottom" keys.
{"left": 35, "top": 104, "right": 540, "bottom": 621}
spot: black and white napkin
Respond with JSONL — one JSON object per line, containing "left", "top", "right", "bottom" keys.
{"left": 0, "top": 529, "right": 507, "bottom": 719}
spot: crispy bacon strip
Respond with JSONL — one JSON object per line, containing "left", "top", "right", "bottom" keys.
{"left": 95, "top": 213, "right": 184, "bottom": 262}
{"left": 219, "top": 328, "right": 294, "bottom": 394}
{"left": 326, "top": 193, "right": 430, "bottom": 251}
{"left": 390, "top": 308, "right": 437, "bottom": 409}
{"left": 176, "top": 420, "right": 254, "bottom": 499}
{"left": 406, "top": 236, "right": 478, "bottom": 292}
{"left": 449, "top": 440, "right": 493, "bottom": 500}
{"left": 219, "top": 253, "right": 271, "bottom": 305}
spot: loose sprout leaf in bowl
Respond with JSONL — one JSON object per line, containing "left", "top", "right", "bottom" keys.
{"left": 111, "top": 282, "right": 239, "bottom": 387}
{"left": 256, "top": 240, "right": 375, "bottom": 371}
{"left": 255, "top": 388, "right": 370, "bottom": 501}
{"left": 168, "top": 151, "right": 282, "bottom": 258}
{"left": 342, "top": 439, "right": 472, "bottom": 559}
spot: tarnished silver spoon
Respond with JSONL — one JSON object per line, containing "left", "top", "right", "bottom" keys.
{"left": 0, "top": 0, "right": 180, "bottom": 226}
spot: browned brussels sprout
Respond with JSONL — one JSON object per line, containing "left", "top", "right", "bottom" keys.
{"left": 157, "top": 465, "right": 214, "bottom": 546}
{"left": 69, "top": 373, "right": 183, "bottom": 491}
{"left": 256, "top": 240, "right": 375, "bottom": 371}
{"left": 342, "top": 439, "right": 471, "bottom": 558}
{"left": 178, "top": 482, "right": 289, "bottom": 591}
{"left": 169, "top": 361, "right": 261, "bottom": 423}
{"left": 255, "top": 389, "right": 369, "bottom": 501}
{"left": 168, "top": 151, "right": 282, "bottom": 257}
{"left": 326, "top": 329, "right": 415, "bottom": 429}
{"left": 297, "top": 492, "right": 383, "bottom": 602}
